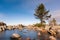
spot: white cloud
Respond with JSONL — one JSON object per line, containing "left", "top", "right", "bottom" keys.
{"left": 50, "top": 10, "right": 60, "bottom": 24}
{"left": 51, "top": 10, "right": 60, "bottom": 18}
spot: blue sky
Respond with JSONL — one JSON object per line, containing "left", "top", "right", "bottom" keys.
{"left": 0, "top": 0, "right": 60, "bottom": 25}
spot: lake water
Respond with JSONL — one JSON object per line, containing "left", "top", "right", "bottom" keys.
{"left": 0, "top": 28, "right": 60, "bottom": 40}
{"left": 0, "top": 29, "right": 38, "bottom": 40}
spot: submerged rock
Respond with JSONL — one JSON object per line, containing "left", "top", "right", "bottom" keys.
{"left": 37, "top": 32, "right": 41, "bottom": 37}
{"left": 26, "top": 37, "right": 31, "bottom": 40}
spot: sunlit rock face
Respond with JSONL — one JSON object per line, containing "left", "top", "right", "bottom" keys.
{"left": 49, "top": 36, "right": 56, "bottom": 40}
{"left": 0, "top": 22, "right": 7, "bottom": 31}
{"left": 11, "top": 33, "right": 21, "bottom": 38}
{"left": 16, "top": 24, "right": 25, "bottom": 30}
{"left": 6, "top": 25, "right": 13, "bottom": 30}
{"left": 6, "top": 24, "right": 25, "bottom": 30}
{"left": 10, "top": 33, "right": 21, "bottom": 40}
{"left": 0, "top": 22, "right": 6, "bottom": 26}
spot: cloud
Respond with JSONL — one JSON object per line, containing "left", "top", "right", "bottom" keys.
{"left": 50, "top": 10, "right": 60, "bottom": 23}
{"left": 51, "top": 10, "right": 60, "bottom": 18}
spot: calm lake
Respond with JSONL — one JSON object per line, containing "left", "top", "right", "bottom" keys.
{"left": 0, "top": 28, "right": 60, "bottom": 40}
{"left": 0, "top": 29, "right": 38, "bottom": 40}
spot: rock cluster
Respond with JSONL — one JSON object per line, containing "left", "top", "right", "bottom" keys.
{"left": 0, "top": 22, "right": 6, "bottom": 32}
{"left": 0, "top": 22, "right": 25, "bottom": 32}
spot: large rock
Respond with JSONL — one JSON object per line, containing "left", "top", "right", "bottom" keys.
{"left": 10, "top": 33, "right": 21, "bottom": 40}
{"left": 49, "top": 36, "right": 56, "bottom": 40}
{"left": 0, "top": 22, "right": 7, "bottom": 31}
{"left": 11, "top": 33, "right": 20, "bottom": 38}
{"left": 6, "top": 25, "right": 13, "bottom": 30}
{"left": 0, "top": 28, "right": 2, "bottom": 32}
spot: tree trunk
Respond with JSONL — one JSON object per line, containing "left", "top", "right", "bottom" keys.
{"left": 41, "top": 19, "right": 43, "bottom": 27}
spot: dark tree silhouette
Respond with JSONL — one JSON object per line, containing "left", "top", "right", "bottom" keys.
{"left": 34, "top": 3, "right": 51, "bottom": 27}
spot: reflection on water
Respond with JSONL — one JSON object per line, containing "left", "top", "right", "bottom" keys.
{"left": 0, "top": 29, "right": 37, "bottom": 40}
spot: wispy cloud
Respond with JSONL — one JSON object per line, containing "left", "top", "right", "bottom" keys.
{"left": 51, "top": 10, "right": 60, "bottom": 18}
{"left": 50, "top": 10, "right": 60, "bottom": 23}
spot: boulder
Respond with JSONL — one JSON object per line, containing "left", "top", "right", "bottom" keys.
{"left": 10, "top": 33, "right": 21, "bottom": 40}
{"left": 0, "top": 28, "right": 2, "bottom": 32}
{"left": 49, "top": 36, "right": 56, "bottom": 40}
{"left": 11, "top": 33, "right": 20, "bottom": 38}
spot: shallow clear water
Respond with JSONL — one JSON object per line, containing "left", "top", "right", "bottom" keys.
{"left": 0, "top": 29, "right": 37, "bottom": 40}
{"left": 0, "top": 29, "right": 60, "bottom": 40}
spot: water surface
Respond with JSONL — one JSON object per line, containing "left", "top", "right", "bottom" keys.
{"left": 0, "top": 29, "right": 37, "bottom": 40}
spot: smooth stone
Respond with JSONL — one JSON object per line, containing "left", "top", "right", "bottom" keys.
{"left": 49, "top": 36, "right": 56, "bottom": 40}
{"left": 11, "top": 33, "right": 21, "bottom": 38}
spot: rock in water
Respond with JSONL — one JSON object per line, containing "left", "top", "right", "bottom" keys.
{"left": 10, "top": 33, "right": 21, "bottom": 40}
{"left": 38, "top": 32, "right": 41, "bottom": 37}
{"left": 49, "top": 36, "right": 56, "bottom": 40}
{"left": 0, "top": 28, "right": 2, "bottom": 32}
{"left": 26, "top": 37, "right": 31, "bottom": 40}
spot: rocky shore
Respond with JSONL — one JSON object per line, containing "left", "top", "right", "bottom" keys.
{"left": 0, "top": 22, "right": 60, "bottom": 40}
